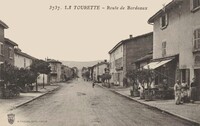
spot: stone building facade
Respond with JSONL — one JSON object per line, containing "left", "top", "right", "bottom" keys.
{"left": 109, "top": 32, "right": 153, "bottom": 86}
{"left": 147, "top": 0, "right": 200, "bottom": 99}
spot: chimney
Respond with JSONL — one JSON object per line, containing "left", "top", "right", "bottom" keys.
{"left": 130, "top": 35, "right": 133, "bottom": 38}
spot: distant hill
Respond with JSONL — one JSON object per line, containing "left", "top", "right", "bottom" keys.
{"left": 61, "top": 60, "right": 103, "bottom": 70}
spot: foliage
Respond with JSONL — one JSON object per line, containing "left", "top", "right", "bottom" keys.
{"left": 15, "top": 68, "right": 36, "bottom": 88}
{"left": 101, "top": 73, "right": 111, "bottom": 83}
{"left": 126, "top": 69, "right": 156, "bottom": 89}
{"left": 30, "top": 59, "right": 51, "bottom": 75}
{"left": 0, "top": 62, "right": 37, "bottom": 88}
{"left": 71, "top": 67, "right": 79, "bottom": 78}
{"left": 0, "top": 62, "right": 18, "bottom": 85}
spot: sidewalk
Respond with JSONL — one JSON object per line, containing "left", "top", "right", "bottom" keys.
{"left": 97, "top": 83, "right": 200, "bottom": 125}
{"left": 0, "top": 84, "right": 60, "bottom": 114}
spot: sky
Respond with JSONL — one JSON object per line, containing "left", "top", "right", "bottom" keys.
{"left": 0, "top": 0, "right": 171, "bottom": 61}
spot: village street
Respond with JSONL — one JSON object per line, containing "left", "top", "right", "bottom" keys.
{"left": 4, "top": 79, "right": 195, "bottom": 126}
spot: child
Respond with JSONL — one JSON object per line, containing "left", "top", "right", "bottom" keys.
{"left": 92, "top": 81, "right": 95, "bottom": 88}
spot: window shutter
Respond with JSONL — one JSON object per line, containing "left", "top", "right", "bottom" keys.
{"left": 190, "top": 0, "right": 194, "bottom": 11}
{"left": 165, "top": 14, "right": 168, "bottom": 26}
{"left": 1, "top": 44, "right": 4, "bottom": 55}
{"left": 160, "top": 17, "right": 162, "bottom": 28}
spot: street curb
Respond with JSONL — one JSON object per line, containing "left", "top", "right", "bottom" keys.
{"left": 96, "top": 84, "right": 200, "bottom": 125}
{"left": 10, "top": 86, "right": 60, "bottom": 111}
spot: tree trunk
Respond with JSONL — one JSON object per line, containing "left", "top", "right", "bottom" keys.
{"left": 43, "top": 74, "right": 45, "bottom": 88}
{"left": 36, "top": 79, "right": 38, "bottom": 92}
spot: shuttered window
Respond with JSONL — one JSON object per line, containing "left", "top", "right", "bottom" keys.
{"left": 0, "top": 42, "right": 3, "bottom": 55}
{"left": 162, "top": 41, "right": 167, "bottom": 57}
{"left": 194, "top": 28, "right": 200, "bottom": 49}
{"left": 160, "top": 14, "right": 168, "bottom": 29}
{"left": 193, "top": 0, "right": 200, "bottom": 9}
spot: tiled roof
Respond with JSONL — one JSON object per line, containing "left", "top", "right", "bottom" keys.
{"left": 5, "top": 38, "right": 18, "bottom": 46}
{"left": 108, "top": 32, "right": 153, "bottom": 54}
{"left": 14, "top": 48, "right": 36, "bottom": 60}
{"left": 93, "top": 61, "right": 109, "bottom": 68}
{"left": 135, "top": 53, "right": 153, "bottom": 63}
{"left": 148, "top": 0, "right": 183, "bottom": 23}
{"left": 47, "top": 59, "right": 62, "bottom": 64}
{"left": 0, "top": 20, "right": 9, "bottom": 29}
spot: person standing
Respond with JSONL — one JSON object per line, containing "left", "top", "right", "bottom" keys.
{"left": 174, "top": 80, "right": 182, "bottom": 105}
{"left": 190, "top": 78, "right": 197, "bottom": 103}
{"left": 92, "top": 81, "right": 95, "bottom": 88}
{"left": 181, "top": 80, "right": 189, "bottom": 103}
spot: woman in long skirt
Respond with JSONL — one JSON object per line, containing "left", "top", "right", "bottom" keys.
{"left": 174, "top": 80, "right": 182, "bottom": 105}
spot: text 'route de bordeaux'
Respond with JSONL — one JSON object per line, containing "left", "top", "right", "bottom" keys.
{"left": 49, "top": 5, "right": 148, "bottom": 11}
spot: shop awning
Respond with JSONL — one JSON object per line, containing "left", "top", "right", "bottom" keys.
{"left": 143, "top": 61, "right": 160, "bottom": 69}
{"left": 143, "top": 59, "right": 173, "bottom": 69}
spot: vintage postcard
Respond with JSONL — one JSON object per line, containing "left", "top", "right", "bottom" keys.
{"left": 0, "top": 0, "right": 199, "bottom": 126}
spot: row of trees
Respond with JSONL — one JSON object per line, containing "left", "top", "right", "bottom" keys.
{"left": 0, "top": 59, "right": 51, "bottom": 92}
{"left": 126, "top": 69, "right": 156, "bottom": 100}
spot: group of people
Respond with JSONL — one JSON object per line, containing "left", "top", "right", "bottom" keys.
{"left": 174, "top": 78, "right": 197, "bottom": 105}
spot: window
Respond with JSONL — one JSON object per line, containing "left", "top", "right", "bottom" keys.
{"left": 162, "top": 41, "right": 167, "bottom": 57}
{"left": 24, "top": 58, "right": 26, "bottom": 68}
{"left": 181, "top": 69, "right": 190, "bottom": 85}
{"left": 194, "top": 28, "right": 200, "bottom": 49}
{"left": 52, "top": 65, "right": 57, "bottom": 73}
{"left": 8, "top": 47, "right": 13, "bottom": 59}
{"left": 192, "top": 0, "right": 200, "bottom": 10}
{"left": 0, "top": 42, "right": 4, "bottom": 55}
{"left": 160, "top": 14, "right": 168, "bottom": 29}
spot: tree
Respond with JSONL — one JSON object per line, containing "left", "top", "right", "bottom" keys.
{"left": 126, "top": 68, "right": 156, "bottom": 99}
{"left": 0, "top": 62, "right": 18, "bottom": 85}
{"left": 101, "top": 73, "right": 111, "bottom": 87}
{"left": 30, "top": 59, "right": 51, "bottom": 91}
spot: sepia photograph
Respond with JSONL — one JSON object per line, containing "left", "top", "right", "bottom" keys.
{"left": 0, "top": 0, "right": 200, "bottom": 125}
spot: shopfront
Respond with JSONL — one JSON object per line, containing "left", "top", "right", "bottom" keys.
{"left": 143, "top": 56, "right": 179, "bottom": 99}
{"left": 144, "top": 56, "right": 178, "bottom": 87}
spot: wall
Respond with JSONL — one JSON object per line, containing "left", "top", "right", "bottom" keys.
{"left": 14, "top": 53, "right": 32, "bottom": 68}
{"left": 0, "top": 26, "right": 4, "bottom": 63}
{"left": 124, "top": 33, "right": 153, "bottom": 75}
{"left": 93, "top": 63, "right": 108, "bottom": 81}
{"left": 49, "top": 62, "right": 62, "bottom": 83}
{"left": 109, "top": 44, "right": 123, "bottom": 85}
{"left": 153, "top": 0, "right": 200, "bottom": 81}
{"left": 4, "top": 42, "right": 15, "bottom": 65}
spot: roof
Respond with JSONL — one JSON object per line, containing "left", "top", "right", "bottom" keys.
{"left": 0, "top": 20, "right": 9, "bottom": 29}
{"left": 135, "top": 52, "right": 153, "bottom": 63}
{"left": 4, "top": 38, "right": 18, "bottom": 46}
{"left": 148, "top": 0, "right": 183, "bottom": 24}
{"left": 14, "top": 48, "right": 36, "bottom": 60}
{"left": 93, "top": 61, "right": 109, "bottom": 68}
{"left": 47, "top": 59, "right": 62, "bottom": 64}
{"left": 108, "top": 32, "right": 153, "bottom": 54}
{"left": 151, "top": 54, "right": 179, "bottom": 62}
{"left": 108, "top": 41, "right": 123, "bottom": 54}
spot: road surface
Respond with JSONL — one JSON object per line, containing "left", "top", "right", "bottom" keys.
{"left": 3, "top": 79, "right": 196, "bottom": 126}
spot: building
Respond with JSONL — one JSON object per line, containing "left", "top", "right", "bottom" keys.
{"left": 14, "top": 47, "right": 35, "bottom": 68}
{"left": 147, "top": 0, "right": 200, "bottom": 99}
{"left": 92, "top": 60, "right": 109, "bottom": 82}
{"left": 48, "top": 59, "right": 62, "bottom": 83}
{"left": 135, "top": 51, "right": 153, "bottom": 70}
{"left": 3, "top": 38, "right": 18, "bottom": 65}
{"left": 61, "top": 65, "right": 73, "bottom": 81}
{"left": 109, "top": 33, "right": 153, "bottom": 86}
{"left": 0, "top": 20, "right": 9, "bottom": 65}
{"left": 0, "top": 22, "right": 18, "bottom": 65}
